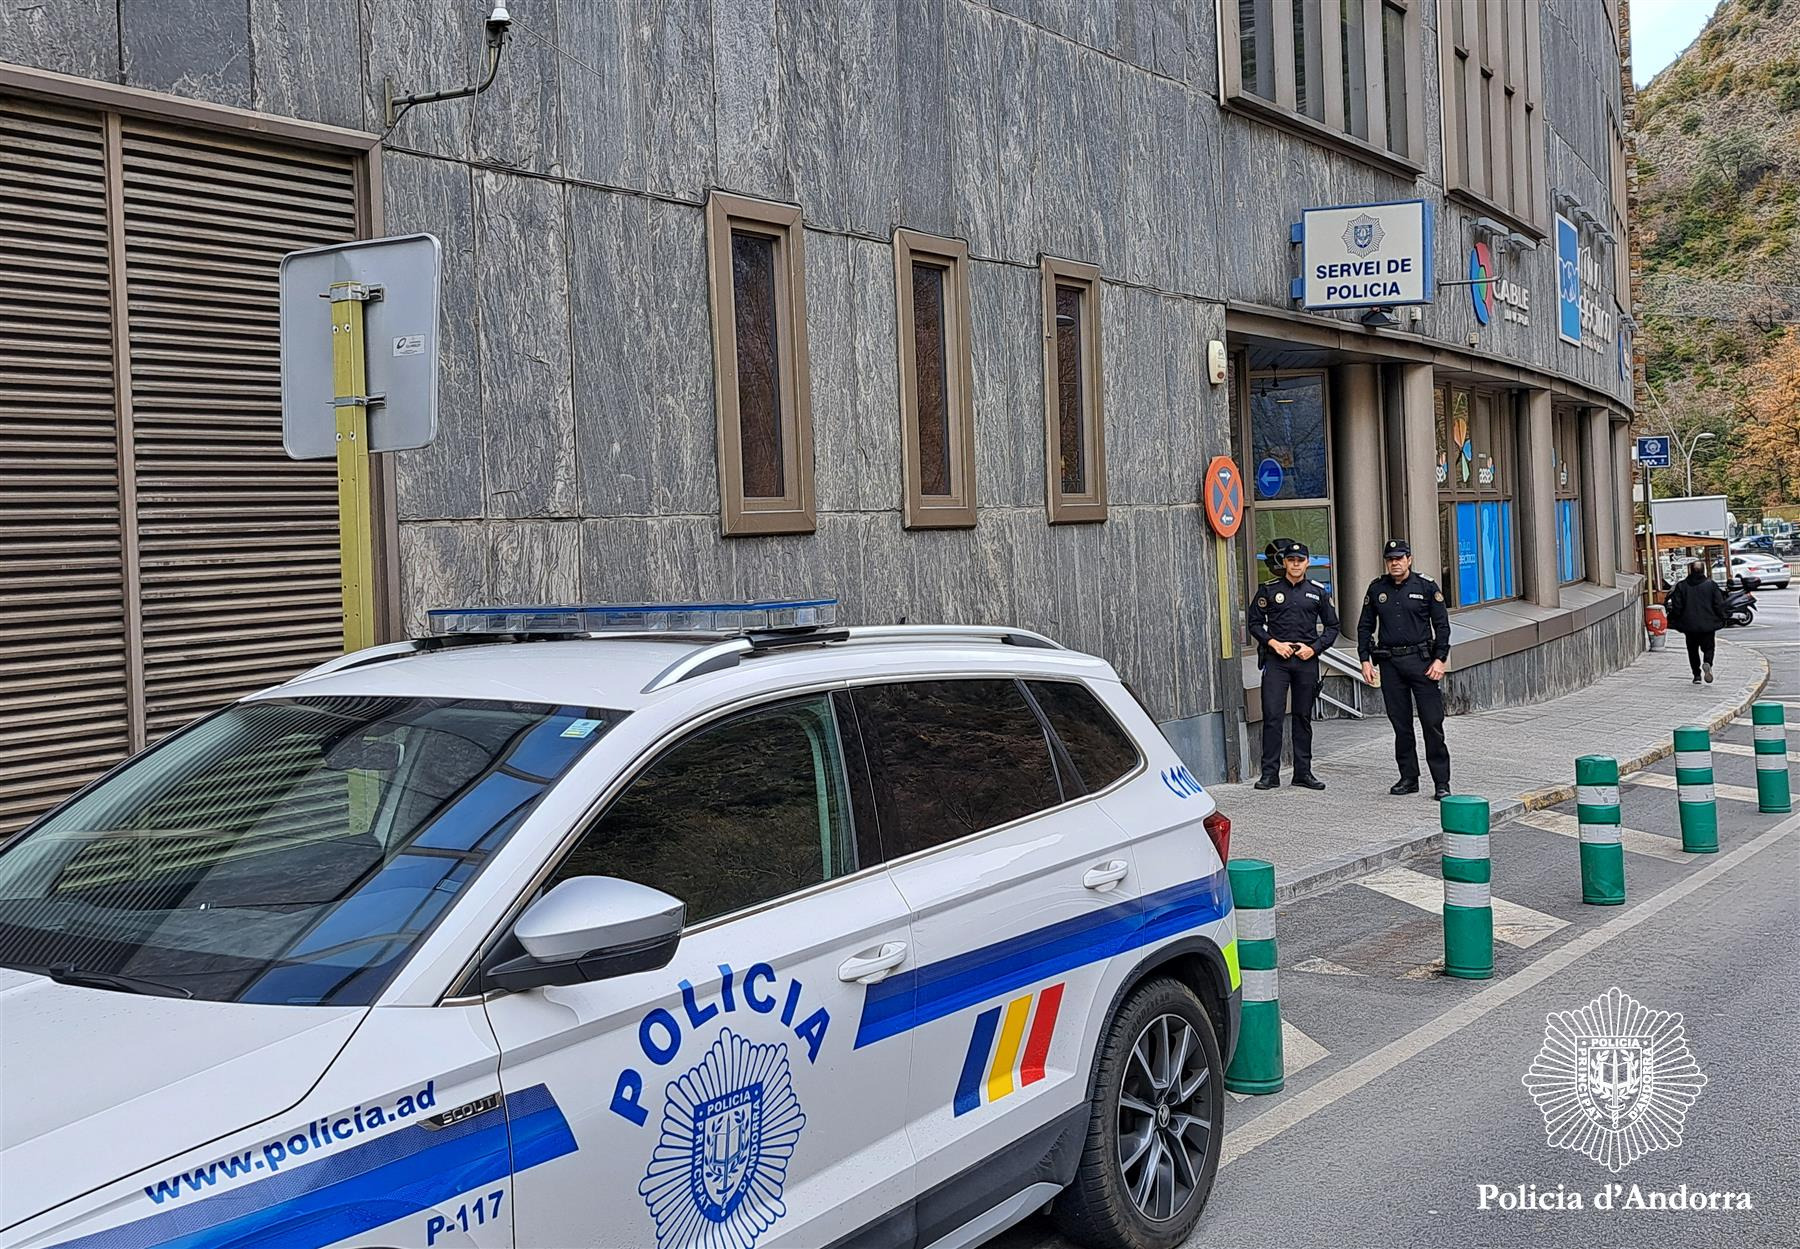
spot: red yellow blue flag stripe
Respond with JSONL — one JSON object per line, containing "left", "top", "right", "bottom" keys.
{"left": 954, "top": 983, "right": 1065, "bottom": 1116}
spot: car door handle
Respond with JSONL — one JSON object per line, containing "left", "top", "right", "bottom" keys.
{"left": 838, "top": 941, "right": 909, "bottom": 984}
{"left": 1083, "top": 860, "right": 1130, "bottom": 891}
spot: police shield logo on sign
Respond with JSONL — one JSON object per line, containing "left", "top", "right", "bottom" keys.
{"left": 1523, "top": 987, "right": 1706, "bottom": 1173}
{"left": 1343, "top": 213, "right": 1385, "bottom": 255}
{"left": 641, "top": 1030, "right": 807, "bottom": 1247}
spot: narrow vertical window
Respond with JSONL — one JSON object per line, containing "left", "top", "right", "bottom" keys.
{"left": 731, "top": 232, "right": 784, "bottom": 500}
{"left": 706, "top": 192, "right": 814, "bottom": 536}
{"left": 894, "top": 230, "right": 976, "bottom": 528}
{"left": 1042, "top": 257, "right": 1105, "bottom": 524}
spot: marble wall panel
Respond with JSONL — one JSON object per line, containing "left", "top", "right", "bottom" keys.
{"left": 475, "top": 170, "right": 577, "bottom": 518}
{"left": 398, "top": 522, "right": 487, "bottom": 634}
{"left": 468, "top": 0, "right": 560, "bottom": 173}
{"left": 387, "top": 153, "right": 483, "bottom": 520}
{"left": 969, "top": 259, "right": 1044, "bottom": 511}
{"left": 490, "top": 519, "right": 581, "bottom": 603}
{"left": 365, "top": 0, "right": 478, "bottom": 159}
{"left": 713, "top": 0, "right": 789, "bottom": 199}
{"left": 0, "top": 0, "right": 119, "bottom": 80}
{"left": 248, "top": 0, "right": 362, "bottom": 129}
{"left": 121, "top": 0, "right": 252, "bottom": 108}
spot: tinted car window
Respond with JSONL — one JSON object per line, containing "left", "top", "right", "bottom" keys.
{"left": 852, "top": 679, "right": 1063, "bottom": 858}
{"left": 550, "top": 695, "right": 865, "bottom": 925}
{"left": 1027, "top": 680, "right": 1141, "bottom": 793}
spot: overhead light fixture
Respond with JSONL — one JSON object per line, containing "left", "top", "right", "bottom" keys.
{"left": 1552, "top": 188, "right": 1580, "bottom": 214}
{"left": 385, "top": 5, "right": 514, "bottom": 129}
{"left": 1359, "top": 306, "right": 1400, "bottom": 329}
{"left": 1470, "top": 216, "right": 1508, "bottom": 239}
{"left": 1504, "top": 231, "right": 1537, "bottom": 254}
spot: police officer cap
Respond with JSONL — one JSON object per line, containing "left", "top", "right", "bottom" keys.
{"left": 1283, "top": 542, "right": 1311, "bottom": 560}
{"left": 1383, "top": 538, "right": 1411, "bottom": 558}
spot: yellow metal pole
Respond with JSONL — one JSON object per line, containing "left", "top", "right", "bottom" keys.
{"left": 330, "top": 281, "right": 378, "bottom": 654}
{"left": 1215, "top": 534, "right": 1235, "bottom": 659}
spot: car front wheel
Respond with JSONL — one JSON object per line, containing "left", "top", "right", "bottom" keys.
{"left": 1053, "top": 977, "right": 1224, "bottom": 1249}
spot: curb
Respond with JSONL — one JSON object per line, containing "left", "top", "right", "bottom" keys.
{"left": 1271, "top": 644, "right": 1773, "bottom": 905}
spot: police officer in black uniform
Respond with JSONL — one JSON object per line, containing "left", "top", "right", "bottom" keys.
{"left": 1357, "top": 538, "right": 1453, "bottom": 799}
{"left": 1246, "top": 541, "right": 1339, "bottom": 790}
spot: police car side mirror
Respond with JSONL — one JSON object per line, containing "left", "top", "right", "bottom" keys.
{"left": 485, "top": 876, "right": 685, "bottom": 992}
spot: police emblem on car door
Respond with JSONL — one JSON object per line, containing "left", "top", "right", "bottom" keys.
{"left": 639, "top": 1029, "right": 805, "bottom": 1244}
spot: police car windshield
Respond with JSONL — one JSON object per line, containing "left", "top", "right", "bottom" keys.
{"left": 0, "top": 695, "right": 621, "bottom": 1005}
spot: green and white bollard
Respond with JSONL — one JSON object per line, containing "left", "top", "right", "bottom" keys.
{"left": 1440, "top": 796, "right": 1493, "bottom": 980}
{"left": 1673, "top": 726, "right": 1719, "bottom": 854}
{"left": 1576, "top": 756, "right": 1627, "bottom": 905}
{"left": 1752, "top": 702, "right": 1792, "bottom": 814}
{"left": 1225, "top": 859, "right": 1283, "bottom": 1095}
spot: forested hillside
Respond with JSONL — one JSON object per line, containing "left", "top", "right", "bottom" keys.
{"left": 1635, "top": 0, "right": 1800, "bottom": 515}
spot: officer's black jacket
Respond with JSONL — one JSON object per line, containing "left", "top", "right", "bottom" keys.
{"left": 1356, "top": 571, "right": 1452, "bottom": 661}
{"left": 1246, "top": 576, "right": 1339, "bottom": 665}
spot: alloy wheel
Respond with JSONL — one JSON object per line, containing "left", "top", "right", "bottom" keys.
{"left": 1115, "top": 1012, "right": 1214, "bottom": 1222}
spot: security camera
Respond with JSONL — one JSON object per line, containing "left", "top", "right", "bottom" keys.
{"left": 486, "top": 5, "right": 512, "bottom": 43}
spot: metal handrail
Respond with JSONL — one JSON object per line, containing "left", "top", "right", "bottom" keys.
{"left": 1313, "top": 645, "right": 1370, "bottom": 720}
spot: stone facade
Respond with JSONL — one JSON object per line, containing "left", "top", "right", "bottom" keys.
{"left": 2, "top": 0, "right": 1638, "bottom": 780}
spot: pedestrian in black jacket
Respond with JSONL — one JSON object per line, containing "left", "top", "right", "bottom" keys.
{"left": 1664, "top": 562, "right": 1731, "bottom": 684}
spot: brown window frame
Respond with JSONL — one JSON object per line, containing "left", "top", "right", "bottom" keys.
{"left": 893, "top": 229, "right": 977, "bottom": 529}
{"left": 704, "top": 191, "right": 815, "bottom": 537}
{"left": 1041, "top": 256, "right": 1106, "bottom": 525}
{"left": 1219, "top": 0, "right": 1425, "bottom": 175}
{"left": 1439, "top": 0, "right": 1547, "bottom": 235}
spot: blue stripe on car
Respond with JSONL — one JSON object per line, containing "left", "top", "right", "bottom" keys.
{"left": 49, "top": 1085, "right": 575, "bottom": 1249}
{"left": 854, "top": 870, "right": 1232, "bottom": 1049}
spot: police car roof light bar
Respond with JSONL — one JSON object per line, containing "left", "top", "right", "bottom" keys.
{"left": 427, "top": 598, "right": 839, "bottom": 637}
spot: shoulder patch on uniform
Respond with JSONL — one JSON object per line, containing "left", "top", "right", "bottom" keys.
{"left": 1256, "top": 597, "right": 1267, "bottom": 608}
{"left": 1434, "top": 591, "right": 1445, "bottom": 602}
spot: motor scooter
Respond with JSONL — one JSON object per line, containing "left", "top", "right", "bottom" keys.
{"left": 1725, "top": 575, "right": 1759, "bottom": 627}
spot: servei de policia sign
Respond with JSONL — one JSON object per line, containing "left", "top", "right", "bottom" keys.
{"left": 1291, "top": 199, "right": 1435, "bottom": 310}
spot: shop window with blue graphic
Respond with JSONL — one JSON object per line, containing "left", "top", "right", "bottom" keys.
{"left": 1553, "top": 412, "right": 1584, "bottom": 585}
{"left": 1248, "top": 371, "right": 1336, "bottom": 597}
{"left": 1437, "top": 385, "right": 1519, "bottom": 607}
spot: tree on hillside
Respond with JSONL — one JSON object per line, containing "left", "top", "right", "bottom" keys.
{"left": 1733, "top": 327, "right": 1800, "bottom": 509}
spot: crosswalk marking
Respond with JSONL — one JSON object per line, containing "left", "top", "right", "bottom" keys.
{"left": 1515, "top": 810, "right": 1694, "bottom": 863}
{"left": 1290, "top": 957, "right": 1366, "bottom": 977}
{"left": 1711, "top": 741, "right": 1800, "bottom": 763}
{"left": 1356, "top": 865, "right": 1569, "bottom": 948}
{"left": 1626, "top": 770, "right": 1760, "bottom": 803}
{"left": 1732, "top": 717, "right": 1800, "bottom": 734}
{"left": 1229, "top": 1020, "right": 1330, "bottom": 1102}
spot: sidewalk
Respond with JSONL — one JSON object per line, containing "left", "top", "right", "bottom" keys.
{"left": 1216, "top": 637, "right": 1771, "bottom": 901}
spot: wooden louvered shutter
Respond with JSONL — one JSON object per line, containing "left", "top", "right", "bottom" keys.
{"left": 0, "top": 98, "right": 133, "bottom": 833}
{"left": 0, "top": 91, "right": 367, "bottom": 835}
{"left": 118, "top": 119, "right": 356, "bottom": 740}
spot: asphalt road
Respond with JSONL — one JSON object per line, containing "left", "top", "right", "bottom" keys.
{"left": 1005, "top": 586, "right": 1799, "bottom": 1249}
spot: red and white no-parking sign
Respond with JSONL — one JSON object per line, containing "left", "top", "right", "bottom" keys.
{"left": 1204, "top": 455, "right": 1245, "bottom": 538}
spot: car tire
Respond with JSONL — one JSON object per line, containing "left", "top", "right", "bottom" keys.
{"left": 1052, "top": 977, "right": 1224, "bottom": 1249}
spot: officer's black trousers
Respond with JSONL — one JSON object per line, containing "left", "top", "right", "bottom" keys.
{"left": 1378, "top": 653, "right": 1449, "bottom": 786}
{"left": 1259, "top": 656, "right": 1320, "bottom": 777}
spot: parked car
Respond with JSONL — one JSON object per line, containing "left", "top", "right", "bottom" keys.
{"left": 0, "top": 600, "right": 1239, "bottom": 1249}
{"left": 1731, "top": 535, "right": 1778, "bottom": 555}
{"left": 1729, "top": 552, "right": 1791, "bottom": 590}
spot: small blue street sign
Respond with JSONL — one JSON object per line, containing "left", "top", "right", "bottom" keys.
{"left": 1636, "top": 437, "right": 1671, "bottom": 469}
{"left": 1256, "top": 458, "right": 1286, "bottom": 498}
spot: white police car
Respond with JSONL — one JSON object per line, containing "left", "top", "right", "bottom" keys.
{"left": 0, "top": 601, "right": 1239, "bottom": 1249}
